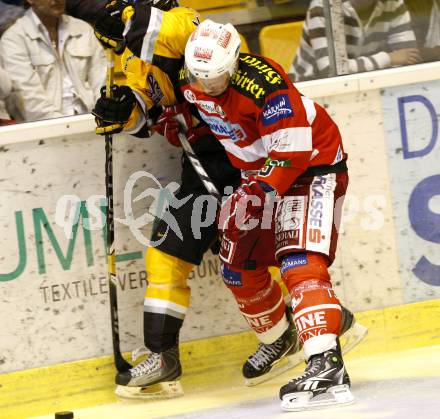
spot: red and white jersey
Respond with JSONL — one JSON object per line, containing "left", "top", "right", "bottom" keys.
{"left": 179, "top": 53, "right": 346, "bottom": 195}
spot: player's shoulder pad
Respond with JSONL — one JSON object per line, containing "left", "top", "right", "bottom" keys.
{"left": 159, "top": 7, "right": 200, "bottom": 54}
{"left": 231, "top": 53, "right": 289, "bottom": 107}
{"left": 165, "top": 6, "right": 201, "bottom": 26}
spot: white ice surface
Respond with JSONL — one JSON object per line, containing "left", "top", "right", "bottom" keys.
{"left": 32, "top": 346, "right": 440, "bottom": 419}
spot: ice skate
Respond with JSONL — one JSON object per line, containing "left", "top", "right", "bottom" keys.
{"left": 282, "top": 306, "right": 367, "bottom": 371}
{"left": 279, "top": 341, "right": 354, "bottom": 411}
{"left": 243, "top": 326, "right": 301, "bottom": 386}
{"left": 115, "top": 345, "right": 183, "bottom": 400}
{"left": 243, "top": 306, "right": 366, "bottom": 386}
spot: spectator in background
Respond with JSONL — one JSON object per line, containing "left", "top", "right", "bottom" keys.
{"left": 291, "top": 0, "right": 422, "bottom": 81}
{"left": 0, "top": 1, "right": 24, "bottom": 35}
{"left": 0, "top": 0, "right": 105, "bottom": 122}
{"left": 406, "top": 0, "right": 440, "bottom": 62}
{"left": 0, "top": 58, "right": 15, "bottom": 124}
{"left": 0, "top": 0, "right": 105, "bottom": 34}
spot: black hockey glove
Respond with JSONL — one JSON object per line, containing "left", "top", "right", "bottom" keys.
{"left": 92, "top": 85, "right": 136, "bottom": 135}
{"left": 94, "top": 0, "right": 133, "bottom": 53}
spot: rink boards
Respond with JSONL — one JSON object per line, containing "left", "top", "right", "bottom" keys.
{"left": 1, "top": 298, "right": 439, "bottom": 419}
{"left": 0, "top": 62, "right": 439, "bottom": 417}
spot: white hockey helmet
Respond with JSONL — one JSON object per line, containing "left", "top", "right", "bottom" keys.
{"left": 185, "top": 19, "right": 241, "bottom": 96}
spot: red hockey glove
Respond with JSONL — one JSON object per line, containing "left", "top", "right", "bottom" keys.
{"left": 154, "top": 103, "right": 210, "bottom": 147}
{"left": 218, "top": 179, "right": 269, "bottom": 242}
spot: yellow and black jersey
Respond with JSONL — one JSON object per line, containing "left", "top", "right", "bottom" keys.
{"left": 120, "top": 5, "right": 200, "bottom": 136}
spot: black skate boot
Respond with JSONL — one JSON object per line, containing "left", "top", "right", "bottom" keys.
{"left": 279, "top": 341, "right": 354, "bottom": 411}
{"left": 243, "top": 326, "right": 300, "bottom": 386}
{"left": 115, "top": 345, "right": 183, "bottom": 399}
{"left": 243, "top": 306, "right": 366, "bottom": 386}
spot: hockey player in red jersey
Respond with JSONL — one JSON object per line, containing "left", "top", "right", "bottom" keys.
{"left": 156, "top": 19, "right": 356, "bottom": 410}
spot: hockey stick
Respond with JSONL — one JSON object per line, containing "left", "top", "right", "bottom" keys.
{"left": 177, "top": 132, "right": 221, "bottom": 203}
{"left": 105, "top": 48, "right": 132, "bottom": 372}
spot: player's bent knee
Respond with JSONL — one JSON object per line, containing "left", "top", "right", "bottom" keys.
{"left": 280, "top": 252, "right": 331, "bottom": 290}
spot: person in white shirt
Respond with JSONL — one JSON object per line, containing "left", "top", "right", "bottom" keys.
{"left": 0, "top": 58, "right": 13, "bottom": 122}
{"left": 0, "top": 0, "right": 105, "bottom": 122}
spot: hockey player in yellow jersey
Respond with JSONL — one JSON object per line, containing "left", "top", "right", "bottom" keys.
{"left": 91, "top": 0, "right": 366, "bottom": 400}
{"left": 92, "top": 0, "right": 246, "bottom": 399}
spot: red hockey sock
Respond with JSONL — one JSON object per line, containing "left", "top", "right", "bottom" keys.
{"left": 281, "top": 253, "right": 341, "bottom": 359}
{"left": 221, "top": 263, "right": 288, "bottom": 343}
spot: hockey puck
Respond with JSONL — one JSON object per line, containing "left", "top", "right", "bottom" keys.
{"left": 54, "top": 412, "right": 74, "bottom": 419}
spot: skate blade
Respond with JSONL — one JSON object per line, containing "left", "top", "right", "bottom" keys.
{"left": 281, "top": 384, "right": 354, "bottom": 412}
{"left": 340, "top": 322, "right": 368, "bottom": 355}
{"left": 245, "top": 322, "right": 368, "bottom": 387}
{"left": 244, "top": 352, "right": 302, "bottom": 387}
{"left": 115, "top": 380, "right": 184, "bottom": 400}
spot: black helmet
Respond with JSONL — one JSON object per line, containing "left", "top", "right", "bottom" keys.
{"left": 145, "top": 0, "right": 179, "bottom": 11}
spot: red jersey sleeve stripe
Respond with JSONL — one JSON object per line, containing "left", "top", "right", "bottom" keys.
{"left": 301, "top": 96, "right": 317, "bottom": 125}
